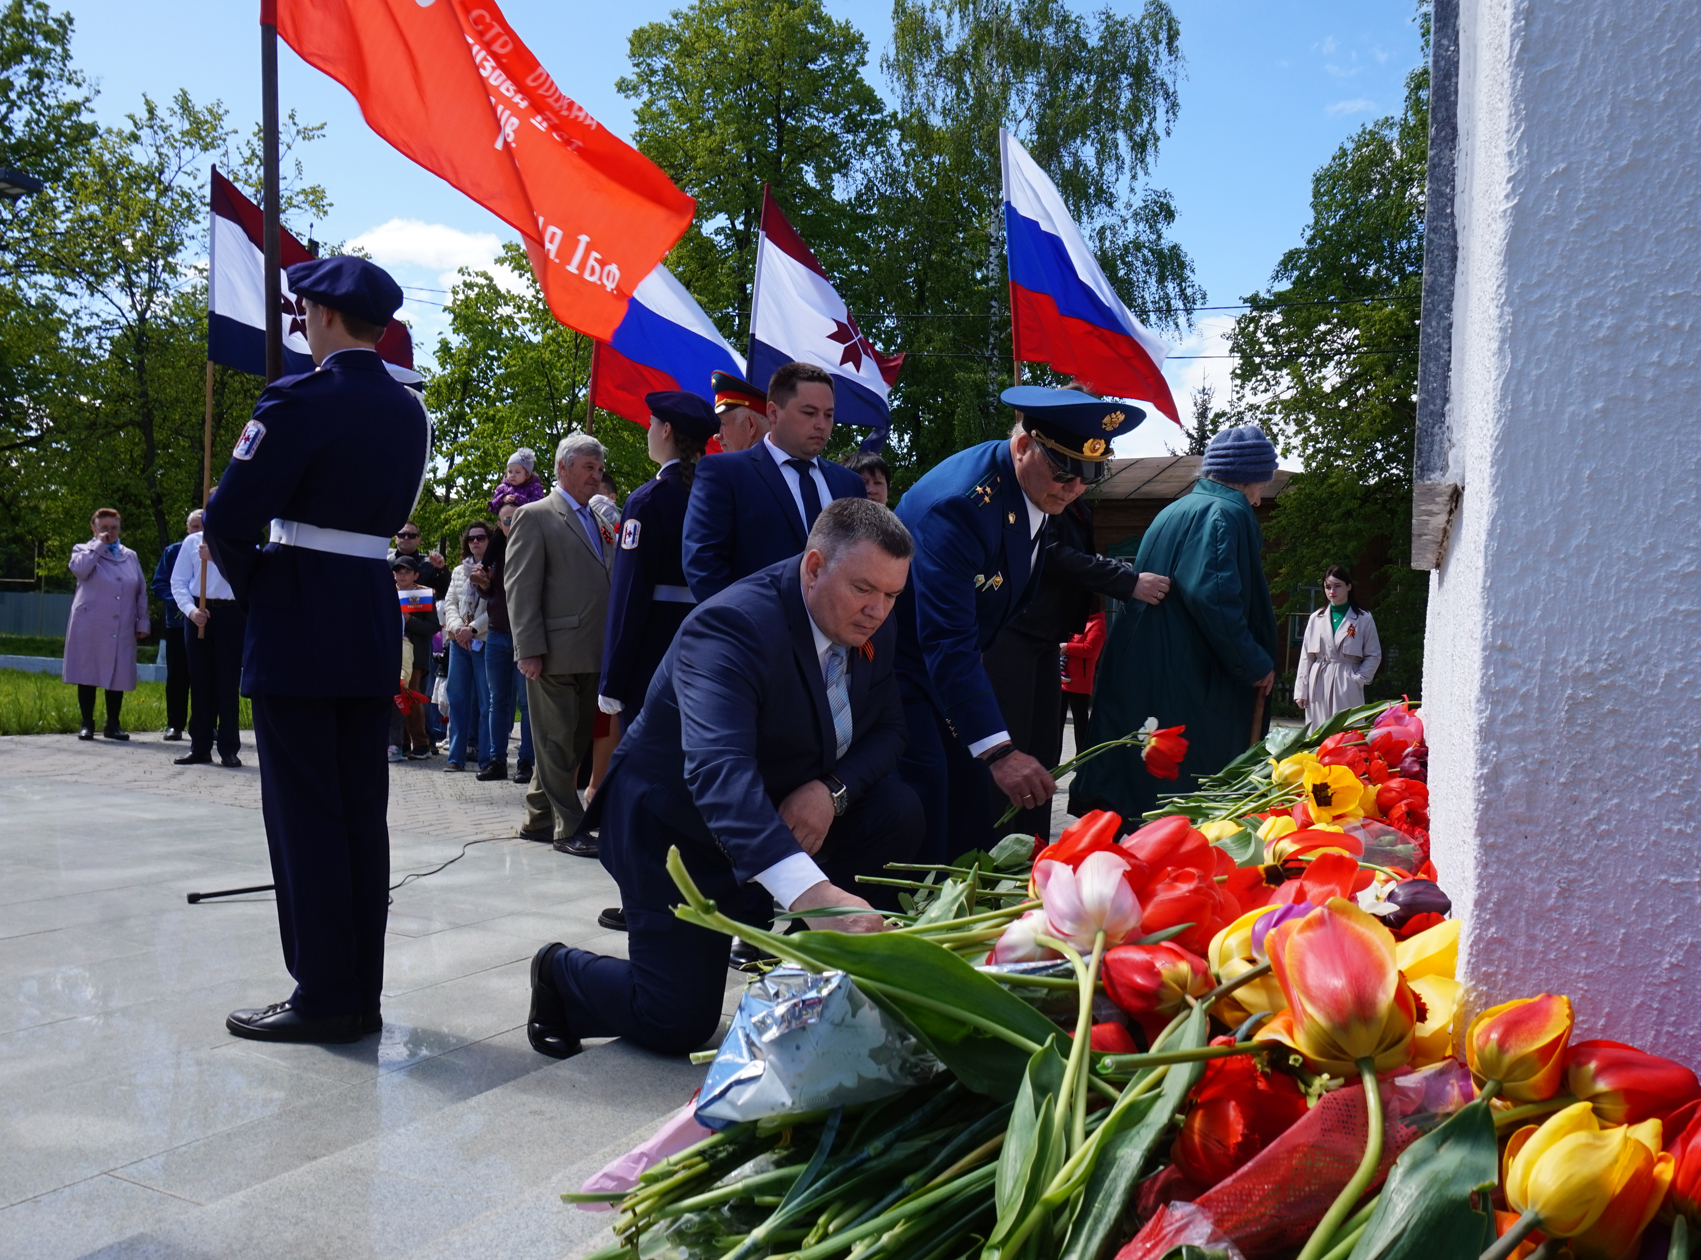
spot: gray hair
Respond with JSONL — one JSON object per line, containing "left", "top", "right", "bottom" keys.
{"left": 555, "top": 432, "right": 605, "bottom": 469}
{"left": 806, "top": 497, "right": 914, "bottom": 565}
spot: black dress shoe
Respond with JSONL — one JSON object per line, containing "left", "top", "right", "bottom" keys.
{"left": 103, "top": 727, "right": 130, "bottom": 741}
{"left": 517, "top": 824, "right": 554, "bottom": 843}
{"left": 174, "top": 751, "right": 214, "bottom": 765}
{"left": 554, "top": 831, "right": 598, "bottom": 858}
{"left": 597, "top": 907, "right": 627, "bottom": 932}
{"left": 226, "top": 1001, "right": 363, "bottom": 1044}
{"left": 475, "top": 760, "right": 509, "bottom": 782}
{"left": 527, "top": 942, "right": 582, "bottom": 1060}
{"left": 162, "top": 728, "right": 184, "bottom": 742}
{"left": 729, "top": 937, "right": 777, "bottom": 972}
{"left": 219, "top": 754, "right": 243, "bottom": 768}
{"left": 512, "top": 759, "right": 533, "bottom": 784}
{"left": 77, "top": 724, "right": 95, "bottom": 741}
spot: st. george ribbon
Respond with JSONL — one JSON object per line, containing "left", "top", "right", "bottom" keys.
{"left": 270, "top": 0, "right": 694, "bottom": 341}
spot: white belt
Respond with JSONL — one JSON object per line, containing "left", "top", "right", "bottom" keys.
{"left": 269, "top": 519, "right": 391, "bottom": 560}
{"left": 653, "top": 584, "right": 696, "bottom": 605}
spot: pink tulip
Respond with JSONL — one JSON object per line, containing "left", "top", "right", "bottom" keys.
{"left": 1035, "top": 852, "right": 1143, "bottom": 950}
{"left": 989, "top": 909, "right": 1060, "bottom": 963}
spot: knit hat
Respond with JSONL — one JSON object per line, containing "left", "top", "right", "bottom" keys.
{"left": 508, "top": 448, "right": 536, "bottom": 473}
{"left": 1201, "top": 425, "right": 1279, "bottom": 484}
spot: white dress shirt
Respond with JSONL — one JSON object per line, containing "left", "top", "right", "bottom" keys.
{"left": 169, "top": 531, "right": 233, "bottom": 616}
{"left": 763, "top": 434, "right": 837, "bottom": 532}
{"left": 753, "top": 607, "right": 842, "bottom": 909}
{"left": 964, "top": 493, "right": 1049, "bottom": 759}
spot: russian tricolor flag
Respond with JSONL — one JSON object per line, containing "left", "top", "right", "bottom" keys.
{"left": 1000, "top": 131, "right": 1179, "bottom": 425}
{"left": 208, "top": 166, "right": 413, "bottom": 378}
{"left": 590, "top": 264, "right": 744, "bottom": 426}
{"left": 748, "top": 188, "right": 902, "bottom": 442}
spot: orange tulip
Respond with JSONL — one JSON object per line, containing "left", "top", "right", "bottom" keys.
{"left": 1465, "top": 994, "right": 1573, "bottom": 1102}
{"left": 1564, "top": 1040, "right": 1701, "bottom": 1126}
{"left": 1101, "top": 941, "right": 1211, "bottom": 1039}
{"left": 1256, "top": 898, "right": 1417, "bottom": 1075}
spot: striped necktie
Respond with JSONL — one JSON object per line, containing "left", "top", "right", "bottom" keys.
{"left": 824, "top": 644, "right": 852, "bottom": 760}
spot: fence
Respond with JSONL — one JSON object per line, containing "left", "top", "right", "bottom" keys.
{"left": 0, "top": 592, "right": 74, "bottom": 638}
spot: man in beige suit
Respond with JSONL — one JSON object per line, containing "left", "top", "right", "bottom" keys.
{"left": 505, "top": 433, "right": 614, "bottom": 849}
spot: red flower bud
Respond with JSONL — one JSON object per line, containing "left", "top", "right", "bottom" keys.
{"left": 1564, "top": 1040, "right": 1701, "bottom": 1126}
{"left": 1171, "top": 1053, "right": 1310, "bottom": 1186}
{"left": 1101, "top": 942, "right": 1211, "bottom": 1037}
{"left": 1668, "top": 1099, "right": 1701, "bottom": 1224}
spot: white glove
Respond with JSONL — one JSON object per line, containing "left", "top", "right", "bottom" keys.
{"left": 597, "top": 694, "right": 623, "bottom": 716}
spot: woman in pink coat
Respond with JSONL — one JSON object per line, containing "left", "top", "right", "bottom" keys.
{"left": 63, "top": 507, "right": 150, "bottom": 740}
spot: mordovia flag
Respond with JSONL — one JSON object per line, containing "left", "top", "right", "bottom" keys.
{"left": 208, "top": 167, "right": 414, "bottom": 376}
{"left": 272, "top": 0, "right": 693, "bottom": 342}
{"left": 1000, "top": 130, "right": 1179, "bottom": 425}
{"left": 590, "top": 265, "right": 744, "bottom": 427}
{"left": 747, "top": 188, "right": 902, "bottom": 444}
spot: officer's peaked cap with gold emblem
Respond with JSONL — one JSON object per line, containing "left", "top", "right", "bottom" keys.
{"left": 1001, "top": 386, "right": 1144, "bottom": 465}
{"left": 711, "top": 369, "right": 767, "bottom": 415}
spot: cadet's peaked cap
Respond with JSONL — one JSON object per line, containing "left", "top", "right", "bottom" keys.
{"left": 711, "top": 369, "right": 767, "bottom": 415}
{"left": 287, "top": 256, "right": 404, "bottom": 328}
{"left": 645, "top": 390, "right": 720, "bottom": 444}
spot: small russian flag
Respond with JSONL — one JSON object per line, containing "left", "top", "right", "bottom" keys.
{"left": 397, "top": 589, "right": 434, "bottom": 617}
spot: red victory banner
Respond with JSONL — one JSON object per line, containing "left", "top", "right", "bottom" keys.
{"left": 270, "top": 0, "right": 694, "bottom": 341}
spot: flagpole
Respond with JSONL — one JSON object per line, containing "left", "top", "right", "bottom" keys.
{"left": 197, "top": 361, "right": 213, "bottom": 639}
{"left": 260, "top": 1, "right": 283, "bottom": 383}
{"left": 585, "top": 339, "right": 600, "bottom": 433}
{"left": 745, "top": 184, "right": 771, "bottom": 372}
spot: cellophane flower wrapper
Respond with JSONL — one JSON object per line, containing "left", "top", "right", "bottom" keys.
{"left": 575, "top": 1098, "right": 715, "bottom": 1211}
{"left": 695, "top": 967, "right": 941, "bottom": 1129}
{"left": 1119, "top": 1062, "right": 1475, "bottom": 1260}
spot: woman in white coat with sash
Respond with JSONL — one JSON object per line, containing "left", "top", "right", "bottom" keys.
{"left": 1294, "top": 565, "right": 1382, "bottom": 729}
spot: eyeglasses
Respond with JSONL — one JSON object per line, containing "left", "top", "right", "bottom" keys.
{"left": 1036, "top": 443, "right": 1107, "bottom": 486}
{"left": 397, "top": 531, "right": 420, "bottom": 539}
{"left": 467, "top": 533, "right": 488, "bottom": 542}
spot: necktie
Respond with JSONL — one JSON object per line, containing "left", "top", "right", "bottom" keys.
{"left": 785, "top": 458, "right": 824, "bottom": 532}
{"left": 824, "top": 644, "right": 852, "bottom": 761}
{"left": 577, "top": 505, "right": 604, "bottom": 560}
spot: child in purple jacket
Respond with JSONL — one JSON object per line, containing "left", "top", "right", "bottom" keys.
{"left": 488, "top": 447, "right": 548, "bottom": 515}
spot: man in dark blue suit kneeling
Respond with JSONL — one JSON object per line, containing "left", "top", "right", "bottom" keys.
{"left": 526, "top": 499, "right": 923, "bottom": 1057}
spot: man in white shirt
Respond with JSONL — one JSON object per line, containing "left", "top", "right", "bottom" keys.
{"left": 170, "top": 504, "right": 245, "bottom": 767}
{"left": 524, "top": 498, "right": 922, "bottom": 1059}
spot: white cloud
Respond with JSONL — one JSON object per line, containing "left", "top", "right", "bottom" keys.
{"left": 1326, "top": 97, "right": 1376, "bottom": 117}
{"left": 1318, "top": 35, "right": 1339, "bottom": 54}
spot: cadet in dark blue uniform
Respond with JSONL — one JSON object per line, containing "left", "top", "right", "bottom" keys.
{"left": 595, "top": 391, "right": 719, "bottom": 729}
{"left": 204, "top": 257, "right": 429, "bottom": 1044}
{"left": 893, "top": 386, "right": 1143, "bottom": 862}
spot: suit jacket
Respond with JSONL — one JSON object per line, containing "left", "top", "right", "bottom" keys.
{"left": 151, "top": 541, "right": 185, "bottom": 630}
{"left": 599, "top": 557, "right": 907, "bottom": 889}
{"left": 503, "top": 488, "right": 614, "bottom": 675}
{"left": 893, "top": 439, "right": 1047, "bottom": 746}
{"left": 204, "top": 348, "right": 429, "bottom": 697}
{"left": 682, "top": 441, "right": 866, "bottom": 602}
{"left": 598, "top": 461, "right": 692, "bottom": 710}
{"left": 1006, "top": 498, "right": 1136, "bottom": 643}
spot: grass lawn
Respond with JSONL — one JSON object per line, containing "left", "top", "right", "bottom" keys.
{"left": 0, "top": 667, "right": 252, "bottom": 735}
{"left": 0, "top": 633, "right": 72, "bottom": 659}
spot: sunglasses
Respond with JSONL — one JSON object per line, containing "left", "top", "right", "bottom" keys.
{"left": 467, "top": 533, "right": 488, "bottom": 542}
{"left": 1037, "top": 442, "right": 1107, "bottom": 486}
{"left": 498, "top": 517, "right": 515, "bottom": 526}
{"left": 397, "top": 531, "right": 420, "bottom": 539}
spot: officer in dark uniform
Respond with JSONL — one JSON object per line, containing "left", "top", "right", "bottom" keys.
{"left": 204, "top": 256, "right": 429, "bottom": 1044}
{"left": 595, "top": 391, "right": 719, "bottom": 729}
{"left": 892, "top": 386, "right": 1143, "bottom": 862}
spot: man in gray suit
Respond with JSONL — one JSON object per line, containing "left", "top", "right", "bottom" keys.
{"left": 505, "top": 433, "right": 615, "bottom": 851}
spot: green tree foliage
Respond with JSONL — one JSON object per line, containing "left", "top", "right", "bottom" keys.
{"left": 618, "top": 0, "right": 887, "bottom": 341}
{"left": 419, "top": 243, "right": 649, "bottom": 551}
{"left": 861, "top": 0, "right": 1202, "bottom": 482}
{"left": 1227, "top": 24, "right": 1428, "bottom": 699}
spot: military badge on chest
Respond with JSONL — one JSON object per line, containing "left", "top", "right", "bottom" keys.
{"left": 974, "top": 572, "right": 1005, "bottom": 595}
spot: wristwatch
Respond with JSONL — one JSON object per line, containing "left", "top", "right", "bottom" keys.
{"left": 822, "top": 775, "right": 849, "bottom": 817}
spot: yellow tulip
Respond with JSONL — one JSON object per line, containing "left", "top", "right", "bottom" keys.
{"left": 1300, "top": 763, "right": 1367, "bottom": 824}
{"left": 1206, "top": 905, "right": 1288, "bottom": 1026}
{"left": 1358, "top": 781, "right": 1383, "bottom": 819}
{"left": 1257, "top": 815, "right": 1298, "bottom": 844}
{"left": 1504, "top": 1104, "right": 1675, "bottom": 1254}
{"left": 1407, "top": 974, "right": 1461, "bottom": 1066}
{"left": 1271, "top": 752, "right": 1319, "bottom": 787}
{"left": 1395, "top": 917, "right": 1460, "bottom": 982}
{"left": 1199, "top": 819, "right": 1243, "bottom": 842}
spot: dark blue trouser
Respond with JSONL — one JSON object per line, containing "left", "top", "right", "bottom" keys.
{"left": 186, "top": 600, "right": 246, "bottom": 757}
{"left": 895, "top": 682, "right": 994, "bottom": 866}
{"left": 252, "top": 693, "right": 391, "bottom": 1017}
{"left": 554, "top": 772, "right": 924, "bottom": 1055}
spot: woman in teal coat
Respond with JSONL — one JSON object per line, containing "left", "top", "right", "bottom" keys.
{"left": 1070, "top": 427, "right": 1280, "bottom": 823}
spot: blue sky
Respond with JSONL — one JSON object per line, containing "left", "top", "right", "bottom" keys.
{"left": 59, "top": 0, "right": 1422, "bottom": 456}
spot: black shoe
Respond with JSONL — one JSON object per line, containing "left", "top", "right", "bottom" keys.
{"left": 226, "top": 1001, "right": 363, "bottom": 1044}
{"left": 597, "top": 907, "right": 627, "bottom": 932}
{"left": 174, "top": 751, "right": 214, "bottom": 766}
{"left": 554, "top": 831, "right": 598, "bottom": 858}
{"left": 162, "top": 728, "right": 184, "bottom": 742}
{"left": 77, "top": 724, "right": 95, "bottom": 741}
{"left": 729, "top": 937, "right": 777, "bottom": 972}
{"left": 527, "top": 943, "right": 581, "bottom": 1060}
{"left": 475, "top": 760, "right": 509, "bottom": 782}
{"left": 362, "top": 1010, "right": 382, "bottom": 1036}
{"left": 103, "top": 727, "right": 130, "bottom": 741}
{"left": 512, "top": 759, "right": 533, "bottom": 784}
{"left": 444, "top": 761, "right": 464, "bottom": 772}
{"left": 517, "top": 824, "right": 554, "bottom": 843}
{"left": 219, "top": 753, "right": 243, "bottom": 768}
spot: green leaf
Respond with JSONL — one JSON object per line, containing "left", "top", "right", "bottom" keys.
{"left": 1211, "top": 824, "right": 1264, "bottom": 867}
{"left": 991, "top": 833, "right": 1038, "bottom": 869}
{"left": 1134, "top": 923, "right": 1196, "bottom": 946}
{"left": 991, "top": 1039, "right": 1066, "bottom": 1243}
{"left": 1346, "top": 1098, "right": 1498, "bottom": 1260}
{"left": 913, "top": 877, "right": 971, "bottom": 926}
{"left": 1157, "top": 1248, "right": 1233, "bottom": 1260}
{"left": 1059, "top": 1003, "right": 1212, "bottom": 1260}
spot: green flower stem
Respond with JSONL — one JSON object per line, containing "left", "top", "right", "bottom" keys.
{"left": 982, "top": 972, "right": 1092, "bottom": 991}
{"left": 1477, "top": 1078, "right": 1502, "bottom": 1104}
{"left": 888, "top": 902, "right": 1040, "bottom": 934}
{"left": 849, "top": 977, "right": 1044, "bottom": 1056}
{"left": 1201, "top": 959, "right": 1274, "bottom": 1005}
{"left": 649, "top": 1165, "right": 805, "bottom": 1218}
{"left": 1096, "top": 1042, "right": 1264, "bottom": 1074}
{"left": 1296, "top": 1058, "right": 1384, "bottom": 1260}
{"left": 1068, "top": 933, "right": 1108, "bottom": 1152}
{"left": 1493, "top": 1095, "right": 1578, "bottom": 1128}
{"left": 1669, "top": 1214, "right": 1689, "bottom": 1260}
{"left": 781, "top": 1163, "right": 998, "bottom": 1260}
{"left": 993, "top": 734, "right": 1149, "bottom": 827}
{"left": 1315, "top": 1222, "right": 1368, "bottom": 1260}
{"left": 1479, "top": 1209, "right": 1542, "bottom": 1260}
{"left": 909, "top": 926, "right": 1007, "bottom": 948}
{"left": 1310, "top": 1193, "right": 1383, "bottom": 1260}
